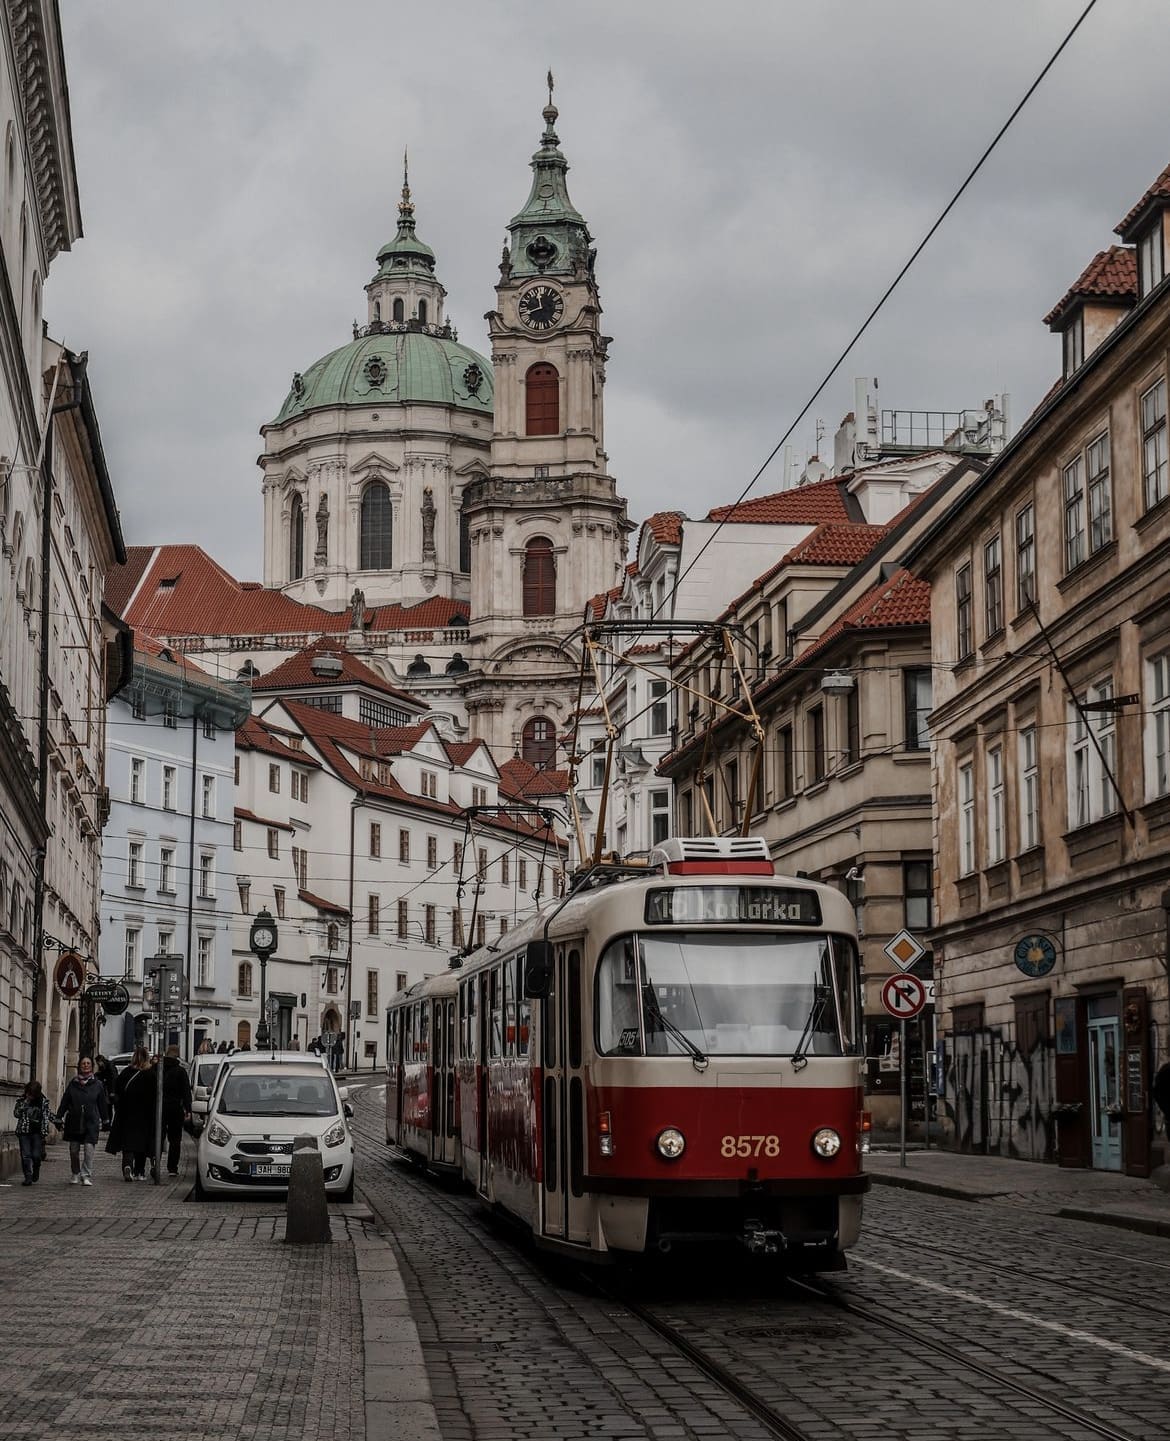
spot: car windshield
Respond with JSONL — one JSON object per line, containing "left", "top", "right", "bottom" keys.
{"left": 217, "top": 1073, "right": 338, "bottom": 1117}
{"left": 596, "top": 931, "right": 856, "bottom": 1057}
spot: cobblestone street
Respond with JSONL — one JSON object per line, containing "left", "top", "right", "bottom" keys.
{"left": 5, "top": 1084, "right": 1170, "bottom": 1441}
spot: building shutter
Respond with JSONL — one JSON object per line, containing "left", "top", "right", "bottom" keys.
{"left": 525, "top": 364, "right": 559, "bottom": 436}
{"left": 523, "top": 538, "right": 556, "bottom": 616}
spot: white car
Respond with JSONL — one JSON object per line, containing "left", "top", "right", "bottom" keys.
{"left": 194, "top": 1060, "right": 355, "bottom": 1202}
{"left": 189, "top": 1051, "right": 330, "bottom": 1120}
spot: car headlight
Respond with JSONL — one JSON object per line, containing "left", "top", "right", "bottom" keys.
{"left": 656, "top": 1127, "right": 686, "bottom": 1161}
{"left": 812, "top": 1127, "right": 841, "bottom": 1159}
{"left": 206, "top": 1119, "right": 232, "bottom": 1148}
{"left": 323, "top": 1120, "right": 346, "bottom": 1148}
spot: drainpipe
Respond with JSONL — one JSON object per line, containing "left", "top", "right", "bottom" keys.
{"left": 185, "top": 711, "right": 199, "bottom": 1053}
{"left": 343, "top": 796, "right": 358, "bottom": 1073}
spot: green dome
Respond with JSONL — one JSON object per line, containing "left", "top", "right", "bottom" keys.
{"left": 272, "top": 331, "right": 494, "bottom": 424}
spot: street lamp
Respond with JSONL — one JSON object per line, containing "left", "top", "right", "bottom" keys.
{"left": 249, "top": 908, "right": 278, "bottom": 1049}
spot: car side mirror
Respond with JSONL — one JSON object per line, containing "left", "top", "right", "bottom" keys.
{"left": 337, "top": 1086, "right": 349, "bottom": 1101}
{"left": 524, "top": 939, "right": 553, "bottom": 999}
{"left": 343, "top": 1102, "right": 355, "bottom": 1119}
{"left": 194, "top": 1085, "right": 209, "bottom": 1101}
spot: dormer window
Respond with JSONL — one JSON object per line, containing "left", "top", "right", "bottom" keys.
{"left": 1138, "top": 224, "right": 1165, "bottom": 298}
{"left": 1062, "top": 314, "right": 1084, "bottom": 378}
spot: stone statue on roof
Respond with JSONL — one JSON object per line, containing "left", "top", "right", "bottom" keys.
{"left": 421, "top": 486, "right": 436, "bottom": 560}
{"left": 315, "top": 493, "right": 329, "bottom": 566}
{"left": 349, "top": 587, "right": 365, "bottom": 629}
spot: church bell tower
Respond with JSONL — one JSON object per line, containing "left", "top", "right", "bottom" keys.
{"left": 461, "top": 80, "right": 630, "bottom": 759}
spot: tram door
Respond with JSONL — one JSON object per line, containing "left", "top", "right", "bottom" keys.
{"left": 1087, "top": 996, "right": 1122, "bottom": 1171}
{"left": 432, "top": 998, "right": 457, "bottom": 1167}
{"left": 476, "top": 971, "right": 490, "bottom": 1196}
{"left": 540, "top": 942, "right": 591, "bottom": 1245}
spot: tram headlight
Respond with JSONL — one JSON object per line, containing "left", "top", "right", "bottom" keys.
{"left": 656, "top": 1127, "right": 686, "bottom": 1161}
{"left": 811, "top": 1127, "right": 841, "bottom": 1159}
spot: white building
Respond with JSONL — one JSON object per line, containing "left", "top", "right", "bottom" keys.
{"left": 98, "top": 640, "right": 250, "bottom": 1056}
{"left": 227, "top": 644, "right": 567, "bottom": 1066}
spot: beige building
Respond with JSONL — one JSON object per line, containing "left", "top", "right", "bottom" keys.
{"left": 658, "top": 458, "right": 983, "bottom": 1129}
{"left": 906, "top": 161, "right": 1170, "bottom": 1174}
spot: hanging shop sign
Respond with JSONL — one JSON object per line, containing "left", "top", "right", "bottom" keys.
{"left": 1012, "top": 932, "right": 1059, "bottom": 979}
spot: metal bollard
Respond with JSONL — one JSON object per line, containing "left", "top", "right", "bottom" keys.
{"left": 284, "top": 1134, "right": 331, "bottom": 1245}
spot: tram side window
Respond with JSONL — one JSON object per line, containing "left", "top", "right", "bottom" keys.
{"left": 489, "top": 967, "right": 503, "bottom": 1058}
{"left": 832, "top": 936, "right": 861, "bottom": 1053}
{"left": 467, "top": 978, "right": 478, "bottom": 1060}
{"left": 516, "top": 956, "right": 531, "bottom": 1055}
{"left": 542, "top": 956, "right": 557, "bottom": 1069}
{"left": 503, "top": 958, "right": 515, "bottom": 1055}
{"left": 597, "top": 938, "right": 644, "bottom": 1055}
{"left": 419, "top": 1003, "right": 429, "bottom": 1061}
{"left": 568, "top": 949, "right": 582, "bottom": 1069}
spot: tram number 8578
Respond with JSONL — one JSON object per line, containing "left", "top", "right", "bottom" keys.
{"left": 721, "top": 1134, "right": 781, "bottom": 1157}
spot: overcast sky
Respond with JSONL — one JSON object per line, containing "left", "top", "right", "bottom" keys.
{"left": 47, "top": 0, "right": 1170, "bottom": 580}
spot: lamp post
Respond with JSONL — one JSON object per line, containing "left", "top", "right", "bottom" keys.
{"left": 249, "top": 908, "right": 278, "bottom": 1050}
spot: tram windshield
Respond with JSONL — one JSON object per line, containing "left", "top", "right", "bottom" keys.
{"left": 596, "top": 931, "right": 858, "bottom": 1058}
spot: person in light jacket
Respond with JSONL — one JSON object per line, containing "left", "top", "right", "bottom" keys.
{"left": 14, "top": 1080, "right": 53, "bottom": 1185}
{"left": 54, "top": 1057, "right": 110, "bottom": 1185}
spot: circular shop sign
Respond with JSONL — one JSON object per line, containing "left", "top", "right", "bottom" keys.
{"left": 53, "top": 951, "right": 86, "bottom": 999}
{"left": 101, "top": 984, "right": 131, "bottom": 1017}
{"left": 1013, "top": 932, "right": 1058, "bottom": 979}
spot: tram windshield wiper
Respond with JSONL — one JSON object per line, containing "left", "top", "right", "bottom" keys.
{"left": 790, "top": 982, "right": 831, "bottom": 1072}
{"left": 642, "top": 986, "right": 709, "bottom": 1071}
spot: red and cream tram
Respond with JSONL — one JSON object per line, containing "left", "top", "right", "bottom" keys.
{"left": 386, "top": 836, "right": 868, "bottom": 1267}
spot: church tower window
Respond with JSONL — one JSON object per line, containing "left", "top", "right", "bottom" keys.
{"left": 392, "top": 297, "right": 404, "bottom": 322}
{"left": 417, "top": 299, "right": 428, "bottom": 325}
{"left": 373, "top": 300, "right": 381, "bottom": 322}
{"left": 526, "top": 363, "right": 559, "bottom": 436}
{"left": 522, "top": 536, "right": 556, "bottom": 616}
{"left": 522, "top": 716, "right": 556, "bottom": 769}
{"left": 360, "top": 481, "right": 393, "bottom": 569}
{"left": 289, "top": 494, "right": 305, "bottom": 580}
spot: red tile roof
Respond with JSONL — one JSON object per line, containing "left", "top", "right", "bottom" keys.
{"left": 297, "top": 888, "right": 350, "bottom": 917}
{"left": 499, "top": 756, "right": 570, "bottom": 799}
{"left": 644, "top": 511, "right": 685, "bottom": 545}
{"left": 113, "top": 544, "right": 468, "bottom": 638}
{"left": 781, "top": 522, "right": 888, "bottom": 567}
{"left": 706, "top": 474, "right": 852, "bottom": 525}
{"left": 1043, "top": 246, "right": 1137, "bottom": 327}
{"left": 249, "top": 638, "right": 419, "bottom": 706}
{"left": 236, "top": 714, "right": 321, "bottom": 766}
{"left": 234, "top": 806, "right": 295, "bottom": 833}
{"left": 135, "top": 634, "right": 215, "bottom": 681}
{"left": 795, "top": 568, "right": 930, "bottom": 668}
{"left": 443, "top": 740, "right": 483, "bottom": 767}
{"left": 105, "top": 548, "right": 153, "bottom": 619}
{"left": 1115, "top": 160, "right": 1170, "bottom": 240}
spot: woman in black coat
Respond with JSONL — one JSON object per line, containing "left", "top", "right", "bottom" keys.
{"left": 107, "top": 1048, "right": 157, "bottom": 1180}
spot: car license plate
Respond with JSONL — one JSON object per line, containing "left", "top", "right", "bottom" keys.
{"left": 249, "top": 1163, "right": 290, "bottom": 1178}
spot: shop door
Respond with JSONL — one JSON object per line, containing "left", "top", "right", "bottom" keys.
{"left": 1087, "top": 995, "right": 1122, "bottom": 1172}
{"left": 540, "top": 943, "right": 590, "bottom": 1246}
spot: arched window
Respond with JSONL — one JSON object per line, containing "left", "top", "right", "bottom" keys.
{"left": 327, "top": 922, "right": 339, "bottom": 951}
{"left": 522, "top": 716, "right": 556, "bottom": 769}
{"left": 237, "top": 1020, "right": 252, "bottom": 1049}
{"left": 289, "top": 494, "right": 304, "bottom": 580}
{"left": 526, "top": 363, "right": 559, "bottom": 436}
{"left": 360, "top": 481, "right": 392, "bottom": 569}
{"left": 237, "top": 961, "right": 253, "bottom": 998}
{"left": 522, "top": 536, "right": 556, "bottom": 616}
{"left": 417, "top": 299, "right": 428, "bottom": 325}
{"left": 458, "top": 508, "right": 471, "bottom": 573}
{"left": 392, "top": 297, "right": 404, "bottom": 322}
{"left": 373, "top": 300, "right": 381, "bottom": 322}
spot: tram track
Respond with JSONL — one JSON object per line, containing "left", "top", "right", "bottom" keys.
{"left": 787, "top": 1275, "right": 1143, "bottom": 1441}
{"left": 352, "top": 1103, "right": 1153, "bottom": 1441}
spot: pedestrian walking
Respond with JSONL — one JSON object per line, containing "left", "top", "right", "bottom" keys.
{"left": 107, "top": 1048, "right": 156, "bottom": 1181}
{"left": 14, "top": 1080, "right": 53, "bottom": 1185}
{"left": 94, "top": 1054, "right": 119, "bottom": 1096}
{"left": 54, "top": 1057, "right": 110, "bottom": 1185}
{"left": 1154, "top": 1058, "right": 1170, "bottom": 1129}
{"left": 161, "top": 1045, "right": 192, "bottom": 1176}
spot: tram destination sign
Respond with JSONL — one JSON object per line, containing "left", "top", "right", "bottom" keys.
{"left": 645, "top": 886, "right": 821, "bottom": 927}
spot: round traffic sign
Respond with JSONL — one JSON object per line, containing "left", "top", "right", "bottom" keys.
{"left": 880, "top": 973, "right": 927, "bottom": 1020}
{"left": 101, "top": 984, "right": 131, "bottom": 1017}
{"left": 54, "top": 951, "right": 86, "bottom": 999}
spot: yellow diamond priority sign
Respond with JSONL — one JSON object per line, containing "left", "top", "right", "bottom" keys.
{"left": 883, "top": 928, "right": 925, "bottom": 972}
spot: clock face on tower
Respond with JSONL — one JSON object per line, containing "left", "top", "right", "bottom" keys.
{"left": 517, "top": 284, "right": 564, "bottom": 331}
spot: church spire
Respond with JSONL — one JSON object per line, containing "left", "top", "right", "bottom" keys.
{"left": 376, "top": 147, "right": 435, "bottom": 271}
{"left": 505, "top": 77, "right": 592, "bottom": 280}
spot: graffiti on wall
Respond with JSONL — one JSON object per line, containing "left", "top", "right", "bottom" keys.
{"left": 943, "top": 1028, "right": 1054, "bottom": 1161}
